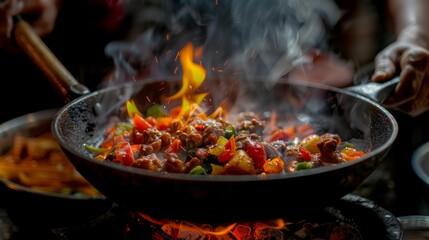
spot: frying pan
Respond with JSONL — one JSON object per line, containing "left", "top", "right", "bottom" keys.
{"left": 49, "top": 77, "right": 397, "bottom": 222}
{"left": 15, "top": 18, "right": 398, "bottom": 222}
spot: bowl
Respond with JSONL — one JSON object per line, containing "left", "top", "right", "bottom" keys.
{"left": 412, "top": 141, "right": 429, "bottom": 188}
{"left": 397, "top": 215, "right": 429, "bottom": 240}
{"left": 0, "top": 108, "right": 113, "bottom": 229}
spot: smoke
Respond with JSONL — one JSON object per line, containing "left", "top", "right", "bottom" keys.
{"left": 104, "top": 0, "right": 341, "bottom": 85}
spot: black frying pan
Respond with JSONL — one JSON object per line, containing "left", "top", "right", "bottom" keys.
{"left": 14, "top": 18, "right": 398, "bottom": 222}
{"left": 51, "top": 76, "right": 398, "bottom": 222}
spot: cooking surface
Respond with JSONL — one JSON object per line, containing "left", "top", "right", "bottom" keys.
{"left": 0, "top": 194, "right": 403, "bottom": 240}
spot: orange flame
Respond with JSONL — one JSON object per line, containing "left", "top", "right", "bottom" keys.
{"left": 168, "top": 42, "right": 207, "bottom": 99}
{"left": 137, "top": 212, "right": 288, "bottom": 238}
{"left": 137, "top": 212, "right": 236, "bottom": 236}
{"left": 167, "top": 43, "right": 217, "bottom": 120}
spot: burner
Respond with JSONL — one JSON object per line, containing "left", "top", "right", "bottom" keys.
{"left": 0, "top": 194, "right": 403, "bottom": 240}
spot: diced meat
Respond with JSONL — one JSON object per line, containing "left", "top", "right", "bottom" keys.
{"left": 317, "top": 133, "right": 342, "bottom": 163}
{"left": 164, "top": 153, "right": 184, "bottom": 173}
{"left": 184, "top": 157, "right": 203, "bottom": 173}
{"left": 132, "top": 153, "right": 163, "bottom": 171}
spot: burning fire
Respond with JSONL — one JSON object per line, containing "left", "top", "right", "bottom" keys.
{"left": 128, "top": 42, "right": 225, "bottom": 121}
{"left": 126, "top": 211, "right": 363, "bottom": 239}
{"left": 136, "top": 212, "right": 287, "bottom": 239}
{"left": 168, "top": 43, "right": 206, "bottom": 101}
{"left": 167, "top": 43, "right": 211, "bottom": 119}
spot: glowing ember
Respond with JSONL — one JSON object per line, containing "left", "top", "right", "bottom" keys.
{"left": 123, "top": 211, "right": 363, "bottom": 240}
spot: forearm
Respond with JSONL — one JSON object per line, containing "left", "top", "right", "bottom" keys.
{"left": 388, "top": 0, "right": 429, "bottom": 48}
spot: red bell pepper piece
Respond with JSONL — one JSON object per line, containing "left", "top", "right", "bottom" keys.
{"left": 246, "top": 142, "right": 267, "bottom": 169}
{"left": 218, "top": 135, "right": 236, "bottom": 163}
{"left": 133, "top": 114, "right": 153, "bottom": 132}
{"left": 218, "top": 149, "right": 233, "bottom": 163}
{"left": 299, "top": 146, "right": 312, "bottom": 162}
{"left": 225, "top": 135, "right": 236, "bottom": 151}
{"left": 195, "top": 124, "right": 205, "bottom": 132}
{"left": 114, "top": 141, "right": 135, "bottom": 166}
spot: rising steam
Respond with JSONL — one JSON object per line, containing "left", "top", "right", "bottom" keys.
{"left": 104, "top": 0, "right": 341, "bottom": 85}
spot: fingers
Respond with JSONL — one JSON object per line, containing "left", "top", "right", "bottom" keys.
{"left": 0, "top": 0, "right": 23, "bottom": 37}
{"left": 383, "top": 65, "right": 418, "bottom": 106}
{"left": 383, "top": 46, "right": 429, "bottom": 116}
{"left": 371, "top": 46, "right": 400, "bottom": 83}
{"left": 20, "top": 0, "right": 59, "bottom": 37}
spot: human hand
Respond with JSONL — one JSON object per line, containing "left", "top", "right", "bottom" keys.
{"left": 0, "top": 0, "right": 22, "bottom": 50}
{"left": 372, "top": 28, "right": 429, "bottom": 117}
{"left": 0, "top": 0, "right": 60, "bottom": 52}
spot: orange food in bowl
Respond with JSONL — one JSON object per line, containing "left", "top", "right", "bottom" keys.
{"left": 0, "top": 132, "right": 101, "bottom": 197}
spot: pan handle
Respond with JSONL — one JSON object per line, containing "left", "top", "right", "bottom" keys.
{"left": 345, "top": 76, "right": 400, "bottom": 104}
{"left": 12, "top": 16, "right": 90, "bottom": 103}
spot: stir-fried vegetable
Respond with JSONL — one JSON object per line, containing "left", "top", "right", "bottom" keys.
{"left": 85, "top": 106, "right": 367, "bottom": 176}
